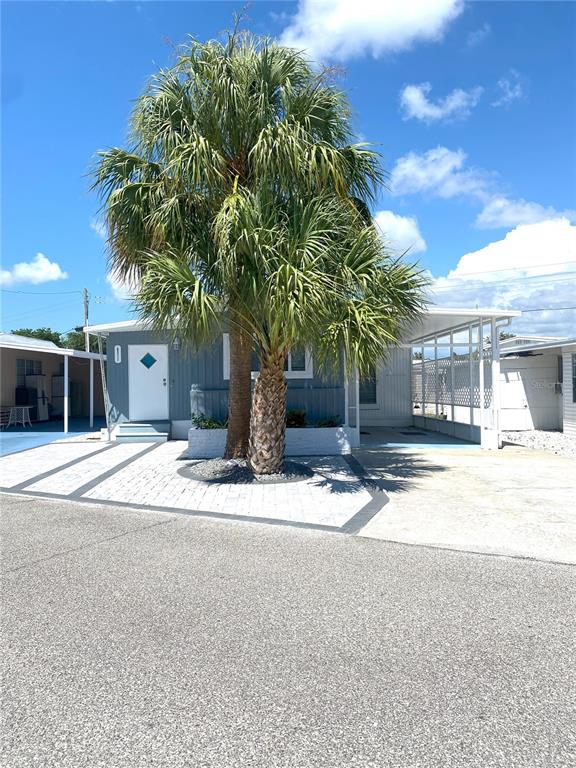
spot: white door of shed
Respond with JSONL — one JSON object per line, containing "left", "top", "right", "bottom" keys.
{"left": 128, "top": 344, "right": 169, "bottom": 421}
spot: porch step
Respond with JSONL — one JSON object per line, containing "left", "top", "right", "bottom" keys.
{"left": 114, "top": 422, "right": 169, "bottom": 443}
{"left": 115, "top": 431, "right": 168, "bottom": 444}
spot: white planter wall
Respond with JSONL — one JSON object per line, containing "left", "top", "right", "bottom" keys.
{"left": 187, "top": 426, "right": 355, "bottom": 459}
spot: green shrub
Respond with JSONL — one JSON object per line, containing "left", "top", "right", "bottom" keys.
{"left": 286, "top": 409, "right": 307, "bottom": 428}
{"left": 191, "top": 413, "right": 228, "bottom": 429}
{"left": 315, "top": 416, "right": 340, "bottom": 428}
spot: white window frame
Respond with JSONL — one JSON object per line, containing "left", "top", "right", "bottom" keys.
{"left": 359, "top": 365, "right": 380, "bottom": 410}
{"left": 222, "top": 334, "right": 313, "bottom": 380}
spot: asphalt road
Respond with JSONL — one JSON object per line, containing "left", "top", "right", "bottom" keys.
{"left": 1, "top": 493, "right": 575, "bottom": 768}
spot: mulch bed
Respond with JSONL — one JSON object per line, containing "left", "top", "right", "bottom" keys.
{"left": 177, "top": 458, "right": 314, "bottom": 485}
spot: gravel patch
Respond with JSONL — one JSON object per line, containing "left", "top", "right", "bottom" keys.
{"left": 177, "top": 457, "right": 315, "bottom": 484}
{"left": 502, "top": 429, "right": 576, "bottom": 459}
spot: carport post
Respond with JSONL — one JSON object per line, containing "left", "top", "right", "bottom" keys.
{"left": 354, "top": 366, "right": 360, "bottom": 447}
{"left": 478, "top": 318, "right": 485, "bottom": 434}
{"left": 450, "top": 331, "right": 455, "bottom": 422}
{"left": 89, "top": 358, "right": 94, "bottom": 429}
{"left": 343, "top": 352, "right": 349, "bottom": 428}
{"left": 421, "top": 345, "right": 425, "bottom": 415}
{"left": 63, "top": 354, "right": 69, "bottom": 434}
{"left": 468, "top": 324, "right": 474, "bottom": 427}
{"left": 434, "top": 336, "right": 439, "bottom": 417}
{"left": 490, "top": 318, "right": 501, "bottom": 446}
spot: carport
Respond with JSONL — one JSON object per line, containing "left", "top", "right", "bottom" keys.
{"left": 0, "top": 334, "right": 105, "bottom": 436}
{"left": 346, "top": 308, "right": 521, "bottom": 449}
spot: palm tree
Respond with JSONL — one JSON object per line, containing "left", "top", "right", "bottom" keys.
{"left": 138, "top": 189, "right": 426, "bottom": 474}
{"left": 92, "top": 31, "right": 382, "bottom": 458}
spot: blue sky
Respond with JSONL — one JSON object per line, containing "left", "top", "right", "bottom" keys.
{"left": 2, "top": 0, "right": 575, "bottom": 336}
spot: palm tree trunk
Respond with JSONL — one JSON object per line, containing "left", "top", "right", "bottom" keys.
{"left": 249, "top": 351, "right": 287, "bottom": 475}
{"left": 224, "top": 325, "right": 252, "bottom": 459}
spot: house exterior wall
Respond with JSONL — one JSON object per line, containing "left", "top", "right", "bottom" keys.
{"left": 500, "top": 353, "right": 562, "bottom": 431}
{"left": 106, "top": 331, "right": 346, "bottom": 429}
{"left": 360, "top": 348, "right": 412, "bottom": 426}
{"left": 562, "top": 345, "right": 576, "bottom": 437}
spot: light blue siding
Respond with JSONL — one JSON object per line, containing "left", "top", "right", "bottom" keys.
{"left": 107, "top": 331, "right": 346, "bottom": 426}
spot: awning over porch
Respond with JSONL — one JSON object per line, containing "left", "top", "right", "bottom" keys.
{"left": 405, "top": 307, "right": 521, "bottom": 344}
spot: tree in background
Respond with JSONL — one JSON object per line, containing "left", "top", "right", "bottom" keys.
{"left": 10, "top": 327, "right": 103, "bottom": 353}
{"left": 92, "top": 29, "right": 382, "bottom": 458}
{"left": 10, "top": 327, "right": 62, "bottom": 346}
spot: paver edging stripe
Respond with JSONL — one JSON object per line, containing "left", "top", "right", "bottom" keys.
{"left": 7, "top": 443, "right": 117, "bottom": 491}
{"left": 70, "top": 442, "right": 162, "bottom": 498}
{"left": 0, "top": 488, "right": 342, "bottom": 533}
{"left": 339, "top": 454, "right": 390, "bottom": 534}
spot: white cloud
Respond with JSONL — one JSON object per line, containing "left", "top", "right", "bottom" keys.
{"left": 492, "top": 69, "right": 527, "bottom": 108}
{"left": 476, "top": 196, "right": 576, "bottom": 229}
{"left": 400, "top": 82, "right": 483, "bottom": 122}
{"left": 279, "top": 0, "right": 463, "bottom": 61}
{"left": 390, "top": 146, "right": 574, "bottom": 230}
{"left": 466, "top": 23, "right": 491, "bottom": 48}
{"left": 106, "top": 272, "right": 138, "bottom": 301}
{"left": 374, "top": 210, "right": 426, "bottom": 255}
{"left": 389, "top": 146, "right": 491, "bottom": 199}
{"left": 0, "top": 252, "right": 68, "bottom": 287}
{"left": 90, "top": 218, "right": 107, "bottom": 239}
{"left": 430, "top": 219, "right": 576, "bottom": 336}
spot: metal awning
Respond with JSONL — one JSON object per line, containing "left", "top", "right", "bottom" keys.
{"left": 406, "top": 308, "right": 521, "bottom": 344}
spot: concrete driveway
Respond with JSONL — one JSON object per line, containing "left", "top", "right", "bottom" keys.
{"left": 357, "top": 443, "right": 576, "bottom": 564}
{"left": 1, "top": 494, "right": 575, "bottom": 768}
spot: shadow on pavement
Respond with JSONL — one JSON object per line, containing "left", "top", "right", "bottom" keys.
{"left": 354, "top": 448, "right": 449, "bottom": 494}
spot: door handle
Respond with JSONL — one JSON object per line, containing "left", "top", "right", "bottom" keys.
{"left": 163, "top": 378, "right": 167, "bottom": 386}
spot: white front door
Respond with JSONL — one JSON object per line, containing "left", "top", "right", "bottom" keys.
{"left": 128, "top": 344, "right": 169, "bottom": 421}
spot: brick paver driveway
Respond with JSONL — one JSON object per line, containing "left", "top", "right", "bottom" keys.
{"left": 0, "top": 439, "right": 381, "bottom": 533}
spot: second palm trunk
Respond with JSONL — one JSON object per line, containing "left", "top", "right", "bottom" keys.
{"left": 249, "top": 351, "right": 287, "bottom": 475}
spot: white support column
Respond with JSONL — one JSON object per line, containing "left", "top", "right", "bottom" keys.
{"left": 478, "top": 318, "right": 485, "bottom": 437}
{"left": 434, "top": 336, "right": 439, "bottom": 417}
{"left": 468, "top": 325, "right": 474, "bottom": 428}
{"left": 449, "top": 330, "right": 455, "bottom": 422}
{"left": 343, "top": 352, "right": 349, "bottom": 428}
{"left": 63, "top": 354, "right": 69, "bottom": 434}
{"left": 421, "top": 344, "right": 425, "bottom": 416}
{"left": 491, "top": 318, "right": 501, "bottom": 448}
{"left": 89, "top": 358, "right": 94, "bottom": 429}
{"left": 354, "top": 366, "right": 360, "bottom": 447}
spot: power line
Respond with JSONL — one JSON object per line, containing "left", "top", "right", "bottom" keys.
{"left": 3, "top": 300, "right": 81, "bottom": 324}
{"left": 430, "top": 272, "right": 576, "bottom": 293}
{"left": 432, "top": 271, "right": 576, "bottom": 290}
{"left": 1, "top": 288, "right": 82, "bottom": 295}
{"left": 430, "top": 260, "right": 576, "bottom": 279}
{"left": 519, "top": 305, "right": 576, "bottom": 313}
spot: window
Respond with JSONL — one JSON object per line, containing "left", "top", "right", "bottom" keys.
{"left": 222, "top": 335, "right": 313, "bottom": 380}
{"left": 16, "top": 359, "right": 42, "bottom": 386}
{"left": 359, "top": 366, "right": 378, "bottom": 406}
{"left": 284, "top": 346, "right": 308, "bottom": 374}
{"left": 557, "top": 355, "right": 563, "bottom": 383}
{"left": 572, "top": 354, "right": 576, "bottom": 403}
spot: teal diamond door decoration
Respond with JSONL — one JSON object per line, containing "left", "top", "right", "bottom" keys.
{"left": 140, "top": 352, "right": 157, "bottom": 369}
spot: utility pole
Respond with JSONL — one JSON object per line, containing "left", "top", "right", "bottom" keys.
{"left": 83, "top": 288, "right": 90, "bottom": 351}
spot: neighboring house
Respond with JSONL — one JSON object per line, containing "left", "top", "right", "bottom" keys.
{"left": 86, "top": 307, "right": 520, "bottom": 452}
{"left": 500, "top": 338, "right": 576, "bottom": 437}
{"left": 0, "top": 333, "right": 105, "bottom": 431}
{"left": 498, "top": 335, "right": 563, "bottom": 351}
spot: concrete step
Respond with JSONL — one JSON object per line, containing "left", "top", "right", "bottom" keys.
{"left": 115, "top": 432, "right": 168, "bottom": 444}
{"left": 116, "top": 422, "right": 170, "bottom": 435}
